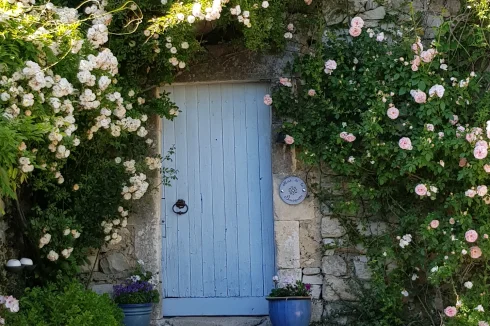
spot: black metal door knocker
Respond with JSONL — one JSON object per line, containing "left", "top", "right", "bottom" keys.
{"left": 172, "top": 199, "right": 188, "bottom": 215}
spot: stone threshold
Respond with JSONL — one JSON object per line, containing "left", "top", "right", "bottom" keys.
{"left": 152, "top": 316, "right": 270, "bottom": 326}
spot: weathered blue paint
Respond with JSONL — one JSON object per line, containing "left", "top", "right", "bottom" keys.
{"left": 161, "top": 83, "right": 275, "bottom": 316}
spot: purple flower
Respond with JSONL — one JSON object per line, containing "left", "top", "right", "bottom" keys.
{"left": 305, "top": 284, "right": 311, "bottom": 291}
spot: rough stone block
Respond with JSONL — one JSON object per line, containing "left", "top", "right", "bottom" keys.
{"left": 425, "top": 15, "right": 443, "bottom": 39}
{"left": 272, "top": 145, "right": 296, "bottom": 174}
{"left": 322, "top": 276, "right": 357, "bottom": 301}
{"left": 273, "top": 175, "right": 315, "bottom": 221}
{"left": 275, "top": 221, "right": 300, "bottom": 268}
{"left": 303, "top": 274, "right": 323, "bottom": 285}
{"left": 353, "top": 255, "right": 371, "bottom": 280}
{"left": 321, "top": 217, "right": 345, "bottom": 238}
{"left": 359, "top": 6, "right": 386, "bottom": 20}
{"left": 80, "top": 255, "right": 99, "bottom": 273}
{"left": 300, "top": 219, "right": 322, "bottom": 268}
{"left": 303, "top": 267, "right": 320, "bottom": 275}
{"left": 310, "top": 285, "right": 322, "bottom": 299}
{"left": 357, "top": 221, "right": 388, "bottom": 236}
{"left": 322, "top": 256, "right": 347, "bottom": 276}
{"left": 310, "top": 300, "right": 324, "bottom": 322}
{"left": 100, "top": 252, "right": 130, "bottom": 274}
{"left": 277, "top": 268, "right": 302, "bottom": 286}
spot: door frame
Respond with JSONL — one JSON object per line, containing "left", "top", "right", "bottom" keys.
{"left": 158, "top": 81, "right": 277, "bottom": 316}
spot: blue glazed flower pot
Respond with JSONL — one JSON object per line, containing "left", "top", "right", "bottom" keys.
{"left": 118, "top": 303, "right": 153, "bottom": 326}
{"left": 267, "top": 297, "right": 311, "bottom": 326}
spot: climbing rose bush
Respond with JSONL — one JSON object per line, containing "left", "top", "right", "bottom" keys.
{"left": 272, "top": 13, "right": 490, "bottom": 325}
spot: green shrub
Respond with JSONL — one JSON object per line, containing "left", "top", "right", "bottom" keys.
{"left": 4, "top": 282, "right": 123, "bottom": 326}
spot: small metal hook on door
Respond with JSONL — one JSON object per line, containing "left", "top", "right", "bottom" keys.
{"left": 172, "top": 199, "right": 188, "bottom": 215}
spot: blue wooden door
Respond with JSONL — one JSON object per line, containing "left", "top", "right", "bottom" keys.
{"left": 161, "top": 83, "right": 275, "bottom": 316}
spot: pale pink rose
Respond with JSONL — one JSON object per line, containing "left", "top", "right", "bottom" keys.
{"left": 411, "top": 55, "right": 421, "bottom": 66}
{"left": 345, "top": 133, "right": 356, "bottom": 142}
{"left": 308, "top": 89, "right": 316, "bottom": 96}
{"left": 420, "top": 49, "right": 436, "bottom": 63}
{"left": 287, "top": 23, "right": 294, "bottom": 31}
{"left": 465, "top": 189, "right": 477, "bottom": 198}
{"left": 476, "top": 140, "right": 488, "bottom": 149}
{"left": 449, "top": 115, "right": 459, "bottom": 125}
{"left": 465, "top": 230, "right": 478, "bottom": 242}
{"left": 324, "top": 60, "right": 337, "bottom": 75}
{"left": 387, "top": 107, "right": 399, "bottom": 119}
{"left": 444, "top": 306, "right": 457, "bottom": 317}
{"left": 470, "top": 246, "right": 482, "bottom": 259}
{"left": 304, "top": 0, "right": 312, "bottom": 5}
{"left": 415, "top": 184, "right": 427, "bottom": 196}
{"left": 477, "top": 185, "right": 488, "bottom": 197}
{"left": 474, "top": 145, "right": 488, "bottom": 160}
{"left": 485, "top": 234, "right": 489, "bottom": 239}
{"left": 279, "top": 78, "right": 292, "bottom": 87}
{"left": 430, "top": 220, "right": 439, "bottom": 228}
{"left": 449, "top": 218, "right": 455, "bottom": 225}
{"left": 264, "top": 94, "right": 273, "bottom": 106}
{"left": 484, "top": 164, "right": 490, "bottom": 173}
{"left": 399, "top": 137, "right": 413, "bottom": 150}
{"left": 412, "top": 41, "right": 423, "bottom": 54}
{"left": 478, "top": 321, "right": 489, "bottom": 326}
{"left": 340, "top": 132, "right": 348, "bottom": 139}
{"left": 428, "top": 84, "right": 445, "bottom": 98}
{"left": 284, "top": 135, "right": 294, "bottom": 145}
{"left": 351, "top": 17, "right": 364, "bottom": 28}
{"left": 411, "top": 64, "right": 419, "bottom": 72}
{"left": 376, "top": 32, "right": 385, "bottom": 42}
{"left": 410, "top": 90, "right": 427, "bottom": 104}
{"left": 426, "top": 124, "right": 434, "bottom": 132}
{"left": 466, "top": 133, "right": 477, "bottom": 143}
{"left": 459, "top": 158, "right": 467, "bottom": 167}
{"left": 349, "top": 26, "right": 362, "bottom": 37}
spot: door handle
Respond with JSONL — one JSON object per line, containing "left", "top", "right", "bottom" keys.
{"left": 172, "top": 199, "right": 188, "bottom": 215}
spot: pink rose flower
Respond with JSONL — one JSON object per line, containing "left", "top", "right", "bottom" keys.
{"left": 399, "top": 137, "right": 413, "bottom": 150}
{"left": 478, "top": 321, "right": 489, "bottom": 326}
{"left": 308, "top": 89, "right": 316, "bottom": 96}
{"left": 420, "top": 49, "right": 436, "bottom": 63}
{"left": 351, "top": 17, "right": 364, "bottom": 28}
{"left": 485, "top": 234, "right": 489, "bottom": 239}
{"left": 428, "top": 84, "right": 445, "bottom": 98}
{"left": 465, "top": 230, "right": 478, "bottom": 242}
{"left": 284, "top": 135, "right": 294, "bottom": 145}
{"left": 279, "top": 78, "right": 292, "bottom": 87}
{"left": 477, "top": 185, "right": 488, "bottom": 197}
{"left": 411, "top": 64, "right": 419, "bottom": 72}
{"left": 470, "top": 246, "right": 482, "bottom": 259}
{"left": 474, "top": 145, "right": 488, "bottom": 160}
{"left": 415, "top": 184, "right": 427, "bottom": 196}
{"left": 264, "top": 94, "right": 273, "bottom": 106}
{"left": 349, "top": 26, "right": 362, "bottom": 37}
{"left": 476, "top": 140, "right": 488, "bottom": 149}
{"left": 304, "top": 0, "right": 312, "bottom": 5}
{"left": 450, "top": 115, "right": 459, "bottom": 125}
{"left": 444, "top": 306, "right": 457, "bottom": 317}
{"left": 410, "top": 90, "right": 427, "bottom": 104}
{"left": 324, "top": 60, "right": 337, "bottom": 75}
{"left": 449, "top": 218, "right": 455, "bottom": 225}
{"left": 412, "top": 41, "right": 423, "bottom": 54}
{"left": 430, "top": 220, "right": 439, "bottom": 228}
{"left": 484, "top": 164, "right": 490, "bottom": 173}
{"left": 287, "top": 23, "right": 294, "bottom": 31}
{"left": 465, "top": 189, "right": 477, "bottom": 198}
{"left": 466, "top": 133, "right": 477, "bottom": 143}
{"left": 459, "top": 158, "right": 467, "bottom": 167}
{"left": 340, "top": 132, "right": 348, "bottom": 139}
{"left": 411, "top": 55, "right": 421, "bottom": 66}
{"left": 387, "top": 107, "right": 399, "bottom": 119}
{"left": 426, "top": 124, "right": 434, "bottom": 132}
{"left": 345, "top": 133, "right": 356, "bottom": 142}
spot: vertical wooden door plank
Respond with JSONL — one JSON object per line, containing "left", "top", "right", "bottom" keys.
{"left": 163, "top": 87, "right": 179, "bottom": 297}
{"left": 198, "top": 84, "right": 216, "bottom": 297}
{"left": 257, "top": 84, "right": 275, "bottom": 295}
{"left": 186, "top": 85, "right": 204, "bottom": 297}
{"left": 245, "top": 84, "right": 264, "bottom": 297}
{"left": 209, "top": 85, "right": 227, "bottom": 297}
{"left": 233, "top": 84, "right": 252, "bottom": 297}
{"left": 221, "top": 84, "right": 239, "bottom": 297}
{"left": 174, "top": 86, "right": 191, "bottom": 297}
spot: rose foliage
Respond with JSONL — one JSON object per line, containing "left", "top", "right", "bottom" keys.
{"left": 272, "top": 3, "right": 490, "bottom": 325}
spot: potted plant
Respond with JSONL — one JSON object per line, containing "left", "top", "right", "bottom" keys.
{"left": 266, "top": 276, "right": 312, "bottom": 326}
{"left": 113, "top": 262, "right": 159, "bottom": 326}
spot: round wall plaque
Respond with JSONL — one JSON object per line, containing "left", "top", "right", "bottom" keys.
{"left": 279, "top": 176, "right": 307, "bottom": 205}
